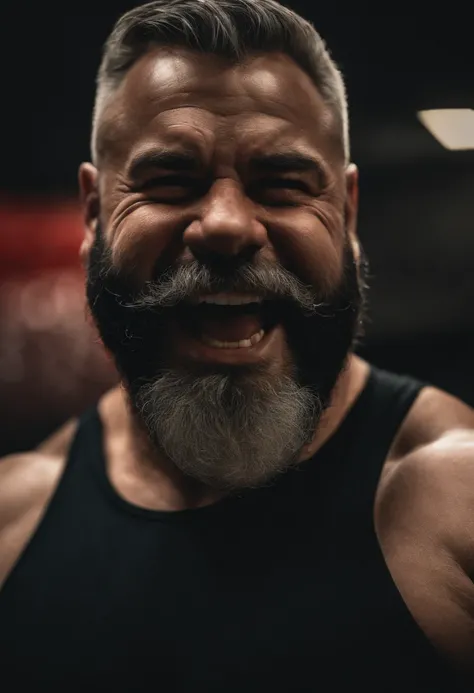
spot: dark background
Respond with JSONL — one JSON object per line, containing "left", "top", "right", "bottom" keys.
{"left": 0, "top": 1, "right": 473, "bottom": 455}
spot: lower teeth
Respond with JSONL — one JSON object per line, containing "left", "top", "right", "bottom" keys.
{"left": 201, "top": 329, "right": 265, "bottom": 349}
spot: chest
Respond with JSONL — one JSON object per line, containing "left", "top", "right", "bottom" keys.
{"left": 0, "top": 504, "right": 448, "bottom": 691}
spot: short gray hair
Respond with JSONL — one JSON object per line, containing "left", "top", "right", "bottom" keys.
{"left": 92, "top": 0, "right": 349, "bottom": 164}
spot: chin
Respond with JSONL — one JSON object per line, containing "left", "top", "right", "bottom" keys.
{"left": 131, "top": 365, "right": 319, "bottom": 490}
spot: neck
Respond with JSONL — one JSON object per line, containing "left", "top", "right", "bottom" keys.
{"left": 298, "top": 354, "right": 369, "bottom": 462}
{"left": 99, "top": 354, "right": 370, "bottom": 512}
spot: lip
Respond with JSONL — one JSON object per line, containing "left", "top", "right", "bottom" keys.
{"left": 169, "top": 320, "right": 284, "bottom": 366}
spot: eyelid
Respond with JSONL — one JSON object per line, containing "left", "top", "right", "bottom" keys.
{"left": 264, "top": 178, "right": 305, "bottom": 185}
{"left": 257, "top": 178, "right": 311, "bottom": 192}
{"left": 151, "top": 173, "right": 195, "bottom": 181}
{"left": 140, "top": 174, "right": 197, "bottom": 188}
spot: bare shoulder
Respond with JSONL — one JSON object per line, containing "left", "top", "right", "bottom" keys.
{"left": 0, "top": 415, "right": 79, "bottom": 530}
{"left": 380, "top": 385, "right": 474, "bottom": 567}
{"left": 375, "top": 386, "right": 474, "bottom": 669}
{"left": 0, "top": 384, "right": 121, "bottom": 528}
{"left": 388, "top": 384, "right": 474, "bottom": 460}
{"left": 379, "top": 427, "right": 474, "bottom": 567}
{"left": 0, "top": 413, "right": 82, "bottom": 588}
{"left": 0, "top": 388, "right": 122, "bottom": 587}
{"left": 0, "top": 385, "right": 126, "bottom": 588}
{"left": 0, "top": 450, "right": 68, "bottom": 588}
{"left": 0, "top": 447, "right": 66, "bottom": 511}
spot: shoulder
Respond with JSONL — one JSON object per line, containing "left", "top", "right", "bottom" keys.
{"left": 378, "top": 384, "right": 474, "bottom": 574}
{"left": 0, "top": 450, "right": 68, "bottom": 533}
{"left": 0, "top": 450, "right": 69, "bottom": 587}
{"left": 374, "top": 386, "right": 474, "bottom": 669}
{"left": 389, "top": 383, "right": 474, "bottom": 459}
{"left": 0, "top": 395, "right": 119, "bottom": 588}
{"left": 0, "top": 416, "right": 80, "bottom": 530}
{"left": 0, "top": 417, "right": 80, "bottom": 576}
{"left": 0, "top": 386, "right": 122, "bottom": 536}
{"left": 0, "top": 411, "right": 83, "bottom": 587}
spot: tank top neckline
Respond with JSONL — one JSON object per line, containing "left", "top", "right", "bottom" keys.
{"left": 85, "top": 367, "right": 380, "bottom": 523}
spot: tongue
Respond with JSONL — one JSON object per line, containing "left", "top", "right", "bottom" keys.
{"left": 199, "top": 313, "right": 264, "bottom": 342}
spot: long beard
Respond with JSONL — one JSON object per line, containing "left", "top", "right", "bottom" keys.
{"left": 134, "top": 369, "right": 317, "bottom": 490}
{"left": 86, "top": 224, "right": 367, "bottom": 490}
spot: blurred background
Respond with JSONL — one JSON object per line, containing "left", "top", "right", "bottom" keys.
{"left": 0, "top": 1, "right": 473, "bottom": 456}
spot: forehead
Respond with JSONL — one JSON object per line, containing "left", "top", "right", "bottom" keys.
{"left": 97, "top": 48, "right": 339, "bottom": 165}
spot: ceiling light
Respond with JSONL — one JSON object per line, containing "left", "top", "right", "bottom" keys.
{"left": 417, "top": 109, "right": 474, "bottom": 150}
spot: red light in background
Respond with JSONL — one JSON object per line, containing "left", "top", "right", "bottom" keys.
{"left": 0, "top": 197, "right": 84, "bottom": 275}
{"left": 0, "top": 197, "right": 117, "bottom": 454}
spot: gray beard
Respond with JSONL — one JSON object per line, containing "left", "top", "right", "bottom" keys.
{"left": 133, "top": 369, "right": 319, "bottom": 491}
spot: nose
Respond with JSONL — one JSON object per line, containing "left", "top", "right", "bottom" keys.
{"left": 183, "top": 179, "right": 267, "bottom": 261}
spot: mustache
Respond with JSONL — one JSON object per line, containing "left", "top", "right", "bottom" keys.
{"left": 119, "top": 258, "right": 325, "bottom": 315}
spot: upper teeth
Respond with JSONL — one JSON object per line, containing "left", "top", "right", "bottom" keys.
{"left": 193, "top": 293, "right": 263, "bottom": 306}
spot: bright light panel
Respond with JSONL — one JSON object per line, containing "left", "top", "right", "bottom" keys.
{"left": 417, "top": 109, "right": 474, "bottom": 150}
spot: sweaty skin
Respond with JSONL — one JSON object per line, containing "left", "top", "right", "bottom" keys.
{"left": 0, "top": 49, "right": 474, "bottom": 672}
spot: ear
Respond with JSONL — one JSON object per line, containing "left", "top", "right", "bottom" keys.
{"left": 78, "top": 162, "right": 100, "bottom": 268}
{"left": 344, "top": 163, "right": 360, "bottom": 263}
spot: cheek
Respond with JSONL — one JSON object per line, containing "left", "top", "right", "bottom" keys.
{"left": 110, "top": 206, "right": 186, "bottom": 282}
{"left": 267, "top": 209, "right": 344, "bottom": 294}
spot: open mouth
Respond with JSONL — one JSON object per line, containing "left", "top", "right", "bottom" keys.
{"left": 176, "top": 293, "right": 282, "bottom": 350}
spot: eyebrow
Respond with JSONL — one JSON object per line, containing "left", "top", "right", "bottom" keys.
{"left": 249, "top": 152, "right": 328, "bottom": 180}
{"left": 127, "top": 149, "right": 201, "bottom": 179}
{"left": 127, "top": 148, "right": 327, "bottom": 181}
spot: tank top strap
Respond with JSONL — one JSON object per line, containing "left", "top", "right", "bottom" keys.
{"left": 52, "top": 404, "right": 107, "bottom": 512}
{"left": 337, "top": 365, "right": 427, "bottom": 512}
{"left": 64, "top": 405, "right": 104, "bottom": 475}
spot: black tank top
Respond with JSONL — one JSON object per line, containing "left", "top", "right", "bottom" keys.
{"left": 0, "top": 367, "right": 467, "bottom": 691}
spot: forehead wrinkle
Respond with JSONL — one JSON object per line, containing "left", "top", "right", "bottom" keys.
{"left": 233, "top": 117, "right": 322, "bottom": 161}
{"left": 103, "top": 113, "right": 329, "bottom": 181}
{"left": 99, "top": 106, "right": 219, "bottom": 172}
{"left": 95, "top": 49, "right": 339, "bottom": 169}
{"left": 120, "top": 47, "right": 330, "bottom": 128}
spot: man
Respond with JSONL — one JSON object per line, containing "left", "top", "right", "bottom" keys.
{"left": 0, "top": 1, "right": 473, "bottom": 690}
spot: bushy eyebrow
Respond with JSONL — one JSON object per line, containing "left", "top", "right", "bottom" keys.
{"left": 127, "top": 147, "right": 328, "bottom": 184}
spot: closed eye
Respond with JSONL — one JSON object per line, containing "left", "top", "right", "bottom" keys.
{"left": 262, "top": 178, "right": 306, "bottom": 189}
{"left": 260, "top": 178, "right": 309, "bottom": 191}
{"left": 249, "top": 178, "right": 313, "bottom": 206}
{"left": 137, "top": 174, "right": 206, "bottom": 203}
{"left": 142, "top": 175, "right": 198, "bottom": 189}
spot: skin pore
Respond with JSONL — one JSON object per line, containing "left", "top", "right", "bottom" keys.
{"left": 79, "top": 47, "right": 366, "bottom": 507}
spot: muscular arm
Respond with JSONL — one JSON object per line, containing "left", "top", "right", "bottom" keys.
{"left": 376, "top": 427, "right": 474, "bottom": 671}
